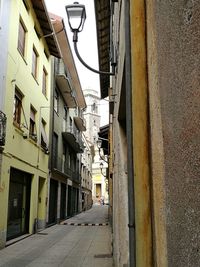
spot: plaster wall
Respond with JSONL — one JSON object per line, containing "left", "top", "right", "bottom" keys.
{"left": 147, "top": 1, "right": 200, "bottom": 266}
{"left": 112, "top": 2, "right": 129, "bottom": 266}
{"left": 0, "top": 0, "right": 51, "bottom": 247}
{"left": 0, "top": 0, "right": 11, "bottom": 111}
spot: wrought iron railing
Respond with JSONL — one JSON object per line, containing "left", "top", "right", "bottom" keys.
{"left": 53, "top": 156, "right": 81, "bottom": 183}
{"left": 0, "top": 111, "right": 7, "bottom": 146}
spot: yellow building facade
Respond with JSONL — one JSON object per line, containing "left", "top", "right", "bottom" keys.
{"left": 0, "top": 0, "right": 59, "bottom": 248}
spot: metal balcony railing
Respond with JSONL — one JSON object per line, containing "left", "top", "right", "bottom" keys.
{"left": 55, "top": 59, "right": 76, "bottom": 108}
{"left": 62, "top": 119, "right": 84, "bottom": 153}
{"left": 52, "top": 156, "right": 81, "bottom": 183}
{"left": 0, "top": 111, "right": 7, "bottom": 146}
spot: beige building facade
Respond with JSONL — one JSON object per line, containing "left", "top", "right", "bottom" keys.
{"left": 0, "top": 0, "right": 59, "bottom": 248}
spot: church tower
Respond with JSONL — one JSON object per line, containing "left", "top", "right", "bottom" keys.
{"left": 83, "top": 89, "right": 100, "bottom": 144}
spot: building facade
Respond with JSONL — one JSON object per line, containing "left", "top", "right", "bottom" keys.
{"left": 81, "top": 134, "right": 93, "bottom": 211}
{"left": 0, "top": 0, "right": 59, "bottom": 248}
{"left": 47, "top": 14, "right": 87, "bottom": 223}
{"left": 83, "top": 89, "right": 108, "bottom": 204}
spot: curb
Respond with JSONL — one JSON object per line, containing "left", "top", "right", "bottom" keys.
{"left": 62, "top": 222, "right": 109, "bottom": 226}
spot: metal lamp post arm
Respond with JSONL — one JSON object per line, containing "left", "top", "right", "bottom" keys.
{"left": 73, "top": 37, "right": 115, "bottom": 76}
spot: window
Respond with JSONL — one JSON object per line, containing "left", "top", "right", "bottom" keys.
{"left": 64, "top": 107, "right": 68, "bottom": 120}
{"left": 91, "top": 102, "right": 98, "bottom": 113}
{"left": 41, "top": 119, "right": 48, "bottom": 150}
{"left": 54, "top": 89, "right": 59, "bottom": 113}
{"left": 18, "top": 19, "right": 26, "bottom": 57}
{"left": 42, "top": 67, "right": 47, "bottom": 96}
{"left": 32, "top": 47, "right": 38, "bottom": 79}
{"left": 29, "top": 107, "right": 37, "bottom": 140}
{"left": 13, "top": 89, "right": 23, "bottom": 126}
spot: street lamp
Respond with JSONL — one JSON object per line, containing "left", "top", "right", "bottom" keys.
{"left": 96, "top": 138, "right": 108, "bottom": 164}
{"left": 100, "top": 162, "right": 107, "bottom": 178}
{"left": 65, "top": 2, "right": 116, "bottom": 76}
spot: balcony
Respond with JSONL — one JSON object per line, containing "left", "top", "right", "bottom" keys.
{"left": 52, "top": 156, "right": 81, "bottom": 183}
{"left": 62, "top": 119, "right": 84, "bottom": 153}
{"left": 56, "top": 59, "right": 76, "bottom": 108}
{"left": 74, "top": 117, "right": 86, "bottom": 132}
{"left": 74, "top": 108, "right": 86, "bottom": 132}
{"left": 0, "top": 111, "right": 7, "bottom": 146}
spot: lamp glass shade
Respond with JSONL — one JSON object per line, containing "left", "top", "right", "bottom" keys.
{"left": 96, "top": 139, "right": 102, "bottom": 148}
{"left": 65, "top": 3, "right": 86, "bottom": 32}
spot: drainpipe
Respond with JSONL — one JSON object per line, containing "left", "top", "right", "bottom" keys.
{"left": 125, "top": 1, "right": 136, "bottom": 266}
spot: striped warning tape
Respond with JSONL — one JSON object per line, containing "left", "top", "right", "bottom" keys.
{"left": 62, "top": 222, "right": 109, "bottom": 226}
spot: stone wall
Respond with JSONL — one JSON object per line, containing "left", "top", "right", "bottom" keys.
{"left": 147, "top": 1, "right": 200, "bottom": 266}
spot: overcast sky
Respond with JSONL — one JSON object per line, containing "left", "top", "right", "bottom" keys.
{"left": 45, "top": 0, "right": 99, "bottom": 91}
{"left": 45, "top": 0, "right": 108, "bottom": 126}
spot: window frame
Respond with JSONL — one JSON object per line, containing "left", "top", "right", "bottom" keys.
{"left": 54, "top": 89, "right": 59, "bottom": 114}
{"left": 42, "top": 67, "right": 48, "bottom": 96}
{"left": 18, "top": 18, "right": 27, "bottom": 57}
{"left": 29, "top": 106, "right": 37, "bottom": 140}
{"left": 41, "top": 119, "right": 48, "bottom": 150}
{"left": 13, "top": 88, "right": 23, "bottom": 127}
{"left": 32, "top": 46, "right": 38, "bottom": 79}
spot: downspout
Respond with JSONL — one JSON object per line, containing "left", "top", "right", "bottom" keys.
{"left": 125, "top": 1, "right": 136, "bottom": 266}
{"left": 46, "top": 57, "right": 56, "bottom": 225}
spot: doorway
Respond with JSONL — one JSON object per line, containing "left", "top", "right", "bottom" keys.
{"left": 60, "top": 183, "right": 66, "bottom": 220}
{"left": 37, "top": 177, "right": 46, "bottom": 229}
{"left": 96, "top": 184, "right": 102, "bottom": 198}
{"left": 7, "top": 168, "right": 31, "bottom": 240}
{"left": 67, "top": 185, "right": 72, "bottom": 217}
{"left": 48, "top": 179, "right": 58, "bottom": 225}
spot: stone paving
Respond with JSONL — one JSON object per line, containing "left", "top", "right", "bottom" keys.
{"left": 0, "top": 205, "right": 113, "bottom": 267}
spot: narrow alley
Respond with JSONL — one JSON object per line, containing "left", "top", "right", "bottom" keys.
{"left": 0, "top": 205, "right": 113, "bottom": 267}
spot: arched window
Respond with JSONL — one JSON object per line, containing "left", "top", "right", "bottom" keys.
{"left": 92, "top": 102, "right": 98, "bottom": 113}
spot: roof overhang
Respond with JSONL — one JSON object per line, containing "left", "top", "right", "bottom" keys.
{"left": 56, "top": 75, "right": 76, "bottom": 108}
{"left": 94, "top": 0, "right": 111, "bottom": 99}
{"left": 31, "top": 0, "right": 60, "bottom": 58}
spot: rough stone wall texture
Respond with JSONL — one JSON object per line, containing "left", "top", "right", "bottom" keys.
{"left": 112, "top": 121, "right": 129, "bottom": 267}
{"left": 147, "top": 1, "right": 200, "bottom": 266}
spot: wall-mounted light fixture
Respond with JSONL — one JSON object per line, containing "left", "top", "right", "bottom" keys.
{"left": 96, "top": 137, "right": 108, "bottom": 164}
{"left": 65, "top": 2, "right": 116, "bottom": 76}
{"left": 0, "top": 111, "right": 7, "bottom": 146}
{"left": 100, "top": 162, "right": 107, "bottom": 178}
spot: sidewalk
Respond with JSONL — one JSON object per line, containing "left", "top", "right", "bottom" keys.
{"left": 0, "top": 205, "right": 113, "bottom": 267}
